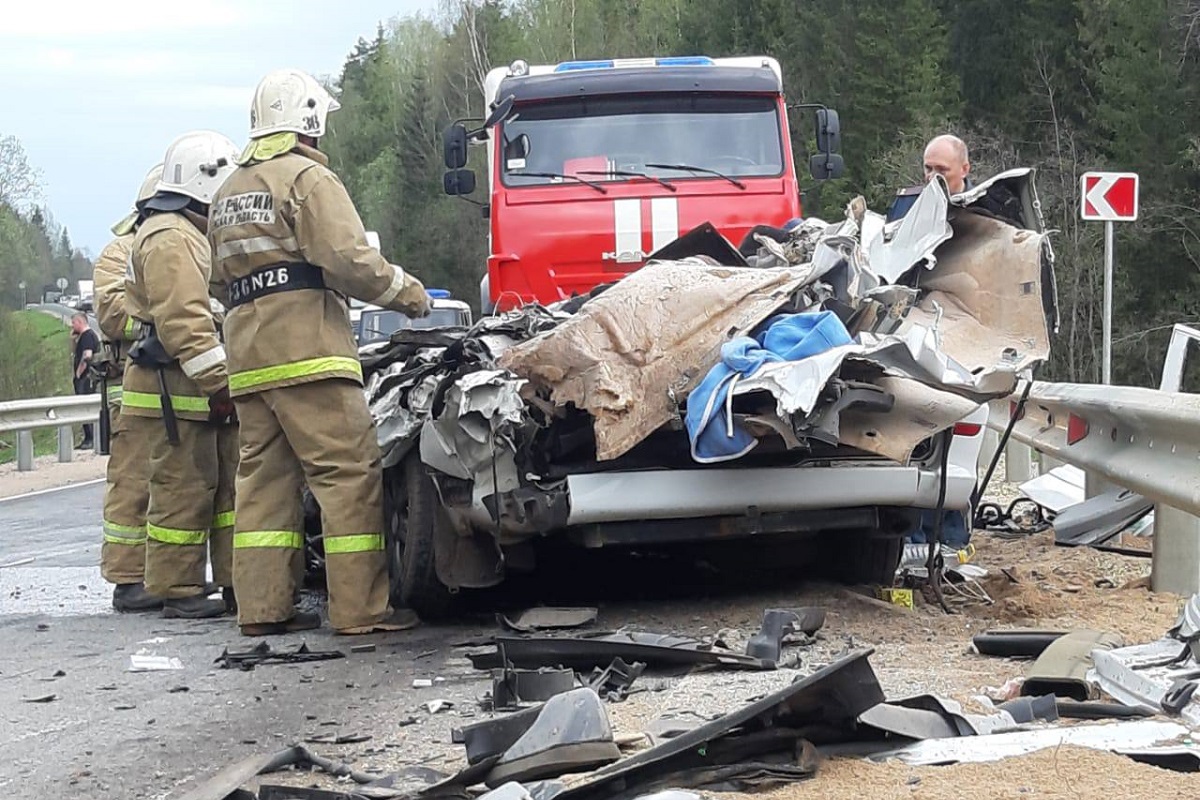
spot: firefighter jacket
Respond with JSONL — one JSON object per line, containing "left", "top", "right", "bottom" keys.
{"left": 93, "top": 234, "right": 139, "bottom": 405}
{"left": 122, "top": 211, "right": 229, "bottom": 422}
{"left": 94, "top": 235, "right": 138, "bottom": 347}
{"left": 207, "top": 141, "right": 429, "bottom": 398}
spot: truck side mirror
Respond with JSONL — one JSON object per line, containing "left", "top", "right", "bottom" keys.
{"left": 444, "top": 124, "right": 469, "bottom": 170}
{"left": 444, "top": 168, "right": 477, "bottom": 196}
{"left": 815, "top": 108, "right": 841, "bottom": 154}
{"left": 810, "top": 153, "right": 845, "bottom": 181}
{"left": 484, "top": 95, "right": 516, "bottom": 129}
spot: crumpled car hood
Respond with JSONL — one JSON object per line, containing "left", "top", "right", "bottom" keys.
{"left": 362, "top": 168, "right": 1054, "bottom": 472}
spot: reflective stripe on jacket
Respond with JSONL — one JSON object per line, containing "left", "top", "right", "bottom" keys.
{"left": 208, "top": 143, "right": 428, "bottom": 397}
{"left": 121, "top": 212, "right": 228, "bottom": 422}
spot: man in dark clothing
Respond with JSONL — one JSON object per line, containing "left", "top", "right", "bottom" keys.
{"left": 71, "top": 312, "right": 100, "bottom": 449}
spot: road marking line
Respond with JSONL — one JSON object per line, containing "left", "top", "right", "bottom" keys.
{"left": 0, "top": 477, "right": 106, "bottom": 504}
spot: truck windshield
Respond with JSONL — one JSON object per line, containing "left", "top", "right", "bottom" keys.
{"left": 501, "top": 94, "right": 783, "bottom": 186}
{"left": 359, "top": 308, "right": 469, "bottom": 344}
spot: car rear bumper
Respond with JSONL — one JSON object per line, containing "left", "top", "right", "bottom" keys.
{"left": 564, "top": 462, "right": 975, "bottom": 526}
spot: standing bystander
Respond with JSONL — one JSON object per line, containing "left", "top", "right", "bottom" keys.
{"left": 71, "top": 312, "right": 100, "bottom": 449}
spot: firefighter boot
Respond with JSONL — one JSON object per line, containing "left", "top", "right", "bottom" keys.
{"left": 162, "top": 593, "right": 227, "bottom": 619}
{"left": 112, "top": 582, "right": 163, "bottom": 613}
{"left": 336, "top": 607, "right": 421, "bottom": 636}
{"left": 240, "top": 611, "right": 321, "bottom": 637}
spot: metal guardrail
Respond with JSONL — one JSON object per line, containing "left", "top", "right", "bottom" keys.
{"left": 987, "top": 383, "right": 1200, "bottom": 518}
{"left": 0, "top": 395, "right": 100, "bottom": 471}
{"left": 983, "top": 323, "right": 1200, "bottom": 594}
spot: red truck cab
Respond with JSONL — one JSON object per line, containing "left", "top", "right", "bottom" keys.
{"left": 443, "top": 56, "right": 843, "bottom": 312}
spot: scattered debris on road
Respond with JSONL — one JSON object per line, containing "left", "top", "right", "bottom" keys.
{"left": 127, "top": 652, "right": 184, "bottom": 672}
{"left": 21, "top": 693, "right": 56, "bottom": 703}
{"left": 1021, "top": 628, "right": 1123, "bottom": 701}
{"left": 216, "top": 641, "right": 345, "bottom": 671}
{"left": 500, "top": 607, "right": 599, "bottom": 633}
{"left": 492, "top": 667, "right": 577, "bottom": 708}
{"left": 466, "top": 631, "right": 775, "bottom": 672}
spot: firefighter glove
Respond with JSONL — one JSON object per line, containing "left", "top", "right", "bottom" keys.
{"left": 208, "top": 386, "right": 237, "bottom": 425}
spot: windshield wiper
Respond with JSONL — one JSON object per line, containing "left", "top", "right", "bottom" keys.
{"left": 511, "top": 171, "right": 608, "bottom": 194}
{"left": 645, "top": 163, "right": 746, "bottom": 190}
{"left": 575, "top": 169, "right": 677, "bottom": 192}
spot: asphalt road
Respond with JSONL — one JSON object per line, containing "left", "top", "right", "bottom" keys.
{"left": 0, "top": 483, "right": 478, "bottom": 799}
{"left": 0, "top": 483, "right": 882, "bottom": 799}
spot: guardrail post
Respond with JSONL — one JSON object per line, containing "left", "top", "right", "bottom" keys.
{"left": 1085, "top": 471, "right": 1114, "bottom": 499}
{"left": 58, "top": 425, "right": 73, "bottom": 463}
{"left": 1038, "top": 452, "right": 1064, "bottom": 472}
{"left": 1004, "top": 440, "right": 1034, "bottom": 483}
{"left": 1151, "top": 505, "right": 1200, "bottom": 595}
{"left": 980, "top": 429, "right": 1001, "bottom": 473}
{"left": 17, "top": 431, "right": 34, "bottom": 472}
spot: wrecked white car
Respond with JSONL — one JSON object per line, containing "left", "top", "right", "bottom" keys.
{"left": 326, "top": 170, "right": 1055, "bottom": 616}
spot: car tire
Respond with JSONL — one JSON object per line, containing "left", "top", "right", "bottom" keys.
{"left": 836, "top": 533, "right": 904, "bottom": 587}
{"left": 382, "top": 453, "right": 458, "bottom": 619}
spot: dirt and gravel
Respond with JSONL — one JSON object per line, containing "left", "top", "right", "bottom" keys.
{"left": 248, "top": 511, "right": 1190, "bottom": 800}
{"left": 0, "top": 448, "right": 106, "bottom": 498}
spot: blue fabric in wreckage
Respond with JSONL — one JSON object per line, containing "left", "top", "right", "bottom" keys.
{"left": 685, "top": 310, "right": 854, "bottom": 463}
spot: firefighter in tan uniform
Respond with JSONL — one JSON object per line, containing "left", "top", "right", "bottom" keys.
{"left": 93, "top": 165, "right": 162, "bottom": 612}
{"left": 209, "top": 69, "right": 431, "bottom": 636}
{"left": 122, "top": 130, "right": 240, "bottom": 618}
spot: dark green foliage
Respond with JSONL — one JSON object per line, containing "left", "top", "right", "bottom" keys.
{"left": 322, "top": 0, "right": 1200, "bottom": 386}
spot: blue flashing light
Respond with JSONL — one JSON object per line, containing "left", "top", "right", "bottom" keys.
{"left": 554, "top": 60, "right": 614, "bottom": 72}
{"left": 427, "top": 288, "right": 452, "bottom": 299}
{"left": 655, "top": 56, "right": 714, "bottom": 67}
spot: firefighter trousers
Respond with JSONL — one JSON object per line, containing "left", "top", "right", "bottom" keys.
{"left": 100, "top": 402, "right": 151, "bottom": 585}
{"left": 126, "top": 415, "right": 237, "bottom": 598}
{"left": 232, "top": 378, "right": 391, "bottom": 630}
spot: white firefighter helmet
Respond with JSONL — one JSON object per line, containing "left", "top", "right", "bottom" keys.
{"left": 111, "top": 163, "right": 166, "bottom": 234}
{"left": 155, "top": 131, "right": 239, "bottom": 206}
{"left": 137, "top": 163, "right": 164, "bottom": 203}
{"left": 249, "top": 68, "right": 341, "bottom": 139}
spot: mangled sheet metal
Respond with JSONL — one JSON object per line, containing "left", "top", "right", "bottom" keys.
{"left": 360, "top": 168, "right": 1056, "bottom": 526}
{"left": 497, "top": 262, "right": 817, "bottom": 461}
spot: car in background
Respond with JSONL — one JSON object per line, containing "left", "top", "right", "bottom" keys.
{"left": 356, "top": 290, "right": 473, "bottom": 346}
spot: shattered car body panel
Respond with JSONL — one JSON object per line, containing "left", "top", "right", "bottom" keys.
{"left": 497, "top": 262, "right": 819, "bottom": 462}
{"left": 357, "top": 169, "right": 1055, "bottom": 598}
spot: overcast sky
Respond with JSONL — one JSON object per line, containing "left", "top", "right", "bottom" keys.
{"left": 0, "top": 0, "right": 440, "bottom": 255}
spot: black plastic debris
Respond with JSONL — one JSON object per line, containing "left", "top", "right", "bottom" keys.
{"left": 486, "top": 688, "right": 622, "bottom": 787}
{"left": 454, "top": 705, "right": 545, "bottom": 766}
{"left": 746, "top": 608, "right": 825, "bottom": 664}
{"left": 500, "top": 608, "right": 599, "bottom": 633}
{"left": 492, "top": 668, "right": 577, "bottom": 708}
{"left": 468, "top": 632, "right": 773, "bottom": 672}
{"left": 645, "top": 221, "right": 748, "bottom": 267}
{"left": 1055, "top": 700, "right": 1155, "bottom": 720}
{"left": 998, "top": 694, "right": 1059, "bottom": 724}
{"left": 548, "top": 649, "right": 882, "bottom": 800}
{"left": 216, "top": 641, "right": 345, "bottom": 671}
{"left": 972, "top": 629, "right": 1068, "bottom": 658}
{"left": 305, "top": 733, "right": 373, "bottom": 745}
{"left": 22, "top": 693, "right": 57, "bottom": 703}
{"left": 584, "top": 658, "right": 646, "bottom": 702}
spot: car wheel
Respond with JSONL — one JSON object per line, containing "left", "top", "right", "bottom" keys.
{"left": 830, "top": 532, "right": 904, "bottom": 587}
{"left": 382, "top": 453, "right": 458, "bottom": 619}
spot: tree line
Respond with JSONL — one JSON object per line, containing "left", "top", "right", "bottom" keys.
{"left": 323, "top": 0, "right": 1200, "bottom": 388}
{"left": 0, "top": 134, "right": 92, "bottom": 309}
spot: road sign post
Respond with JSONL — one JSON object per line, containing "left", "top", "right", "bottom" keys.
{"left": 1081, "top": 171, "right": 1139, "bottom": 384}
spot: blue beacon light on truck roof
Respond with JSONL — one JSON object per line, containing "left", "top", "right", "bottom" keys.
{"left": 553, "top": 56, "right": 715, "bottom": 72}
{"left": 426, "top": 289, "right": 452, "bottom": 299}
